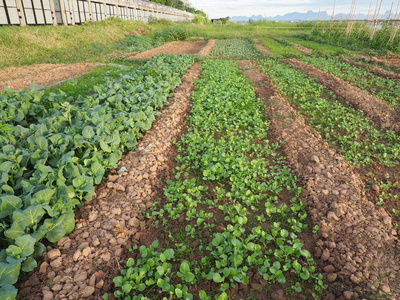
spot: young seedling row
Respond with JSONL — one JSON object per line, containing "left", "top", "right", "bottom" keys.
{"left": 1, "top": 36, "right": 400, "bottom": 300}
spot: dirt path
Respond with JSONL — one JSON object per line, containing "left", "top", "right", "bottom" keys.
{"left": 287, "top": 41, "right": 312, "bottom": 55}
{"left": 341, "top": 58, "right": 400, "bottom": 79}
{"left": 17, "top": 62, "right": 202, "bottom": 300}
{"left": 128, "top": 41, "right": 207, "bottom": 60}
{"left": 253, "top": 38, "right": 272, "bottom": 55}
{"left": 240, "top": 61, "right": 400, "bottom": 298}
{"left": 283, "top": 58, "right": 400, "bottom": 134}
{"left": 373, "top": 56, "right": 400, "bottom": 68}
{"left": 197, "top": 39, "right": 216, "bottom": 56}
{"left": 0, "top": 63, "right": 98, "bottom": 92}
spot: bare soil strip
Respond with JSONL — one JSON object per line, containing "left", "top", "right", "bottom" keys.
{"left": 283, "top": 58, "right": 400, "bottom": 134}
{"left": 128, "top": 41, "right": 207, "bottom": 60}
{"left": 373, "top": 56, "right": 400, "bottom": 68}
{"left": 253, "top": 38, "right": 272, "bottom": 55}
{"left": 287, "top": 41, "right": 312, "bottom": 55}
{"left": 0, "top": 64, "right": 61, "bottom": 82}
{"left": 341, "top": 58, "right": 400, "bottom": 79}
{"left": 17, "top": 62, "right": 202, "bottom": 300}
{"left": 0, "top": 63, "right": 98, "bottom": 91}
{"left": 239, "top": 61, "right": 400, "bottom": 298}
{"left": 197, "top": 39, "right": 216, "bottom": 56}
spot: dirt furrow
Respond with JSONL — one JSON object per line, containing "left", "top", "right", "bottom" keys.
{"left": 341, "top": 58, "right": 400, "bottom": 79}
{"left": 0, "top": 63, "right": 98, "bottom": 91}
{"left": 288, "top": 41, "right": 312, "bottom": 55}
{"left": 240, "top": 61, "right": 400, "bottom": 298}
{"left": 197, "top": 39, "right": 216, "bottom": 56}
{"left": 0, "top": 64, "right": 62, "bottom": 82}
{"left": 283, "top": 58, "right": 400, "bottom": 134}
{"left": 128, "top": 41, "right": 207, "bottom": 60}
{"left": 253, "top": 38, "right": 272, "bottom": 55}
{"left": 17, "top": 62, "right": 202, "bottom": 300}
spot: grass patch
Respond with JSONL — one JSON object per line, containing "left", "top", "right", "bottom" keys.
{"left": 41, "top": 62, "right": 144, "bottom": 98}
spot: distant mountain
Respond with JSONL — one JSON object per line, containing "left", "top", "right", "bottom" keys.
{"left": 230, "top": 10, "right": 391, "bottom": 22}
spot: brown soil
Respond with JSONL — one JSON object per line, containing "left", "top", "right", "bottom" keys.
{"left": 197, "top": 39, "right": 216, "bottom": 56}
{"left": 253, "top": 38, "right": 272, "bottom": 55}
{"left": 0, "top": 63, "right": 98, "bottom": 91}
{"left": 283, "top": 58, "right": 400, "bottom": 134}
{"left": 128, "top": 41, "right": 208, "bottom": 60}
{"left": 373, "top": 56, "right": 400, "bottom": 68}
{"left": 341, "top": 58, "right": 400, "bottom": 79}
{"left": 17, "top": 62, "right": 202, "bottom": 300}
{"left": 288, "top": 41, "right": 312, "bottom": 55}
{"left": 240, "top": 60, "right": 400, "bottom": 298}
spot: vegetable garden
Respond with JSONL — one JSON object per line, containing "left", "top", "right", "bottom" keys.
{"left": 1, "top": 32, "right": 400, "bottom": 300}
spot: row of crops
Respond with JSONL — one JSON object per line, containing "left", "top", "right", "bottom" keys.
{"left": 2, "top": 36, "right": 399, "bottom": 298}
{"left": 260, "top": 58, "right": 400, "bottom": 207}
{"left": 300, "top": 57, "right": 400, "bottom": 108}
{"left": 0, "top": 54, "right": 195, "bottom": 298}
{"left": 112, "top": 59, "right": 325, "bottom": 299}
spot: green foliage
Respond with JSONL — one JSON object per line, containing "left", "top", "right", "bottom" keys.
{"left": 287, "top": 35, "right": 355, "bottom": 56}
{"left": 154, "top": 26, "right": 190, "bottom": 42}
{"left": 113, "top": 60, "right": 325, "bottom": 299}
{"left": 0, "top": 54, "right": 195, "bottom": 293}
{"left": 258, "top": 37, "right": 304, "bottom": 58}
{"left": 0, "top": 86, "right": 69, "bottom": 126}
{"left": 208, "top": 39, "right": 261, "bottom": 59}
{"left": 300, "top": 56, "right": 400, "bottom": 108}
{"left": 259, "top": 58, "right": 400, "bottom": 167}
{"left": 117, "top": 34, "right": 164, "bottom": 52}
{"left": 305, "top": 25, "right": 400, "bottom": 55}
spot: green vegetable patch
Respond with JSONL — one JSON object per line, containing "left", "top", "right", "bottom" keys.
{"left": 259, "top": 58, "right": 400, "bottom": 226}
{"left": 300, "top": 56, "right": 400, "bottom": 109}
{"left": 0, "top": 54, "right": 195, "bottom": 298}
{"left": 208, "top": 39, "right": 261, "bottom": 60}
{"left": 111, "top": 60, "right": 325, "bottom": 300}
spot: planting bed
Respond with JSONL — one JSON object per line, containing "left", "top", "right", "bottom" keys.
{"left": 299, "top": 57, "right": 400, "bottom": 109}
{"left": 280, "top": 40, "right": 312, "bottom": 55}
{"left": 258, "top": 58, "right": 400, "bottom": 297}
{"left": 128, "top": 41, "right": 208, "bottom": 60}
{"left": 284, "top": 58, "right": 400, "bottom": 134}
{"left": 0, "top": 54, "right": 195, "bottom": 299}
{"left": 197, "top": 40, "right": 217, "bottom": 57}
{"left": 2, "top": 34, "right": 400, "bottom": 300}
{"left": 208, "top": 39, "right": 261, "bottom": 59}
{"left": 257, "top": 38, "right": 304, "bottom": 58}
{"left": 253, "top": 39, "right": 272, "bottom": 55}
{"left": 340, "top": 58, "right": 400, "bottom": 80}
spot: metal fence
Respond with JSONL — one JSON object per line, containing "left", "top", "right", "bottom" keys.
{"left": 0, "top": 0, "right": 194, "bottom": 25}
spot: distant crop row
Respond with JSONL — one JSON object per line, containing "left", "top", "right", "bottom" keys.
{"left": 300, "top": 56, "right": 400, "bottom": 108}
{"left": 260, "top": 58, "right": 400, "bottom": 168}
{"left": 208, "top": 39, "right": 261, "bottom": 59}
{"left": 0, "top": 54, "right": 195, "bottom": 298}
{"left": 258, "top": 37, "right": 303, "bottom": 58}
{"left": 260, "top": 58, "right": 400, "bottom": 208}
{"left": 112, "top": 60, "right": 324, "bottom": 300}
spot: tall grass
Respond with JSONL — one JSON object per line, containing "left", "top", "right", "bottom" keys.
{"left": 306, "top": 21, "right": 400, "bottom": 55}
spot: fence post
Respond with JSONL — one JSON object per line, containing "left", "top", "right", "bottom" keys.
{"left": 48, "top": 0, "right": 58, "bottom": 25}
{"left": 59, "top": 0, "right": 68, "bottom": 25}
{"left": 103, "top": 0, "right": 107, "bottom": 19}
{"left": 15, "top": 0, "right": 27, "bottom": 26}
{"left": 87, "top": 0, "right": 93, "bottom": 20}
{"left": 67, "top": 0, "right": 75, "bottom": 25}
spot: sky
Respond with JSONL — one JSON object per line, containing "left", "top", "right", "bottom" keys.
{"left": 189, "top": 0, "right": 397, "bottom": 19}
